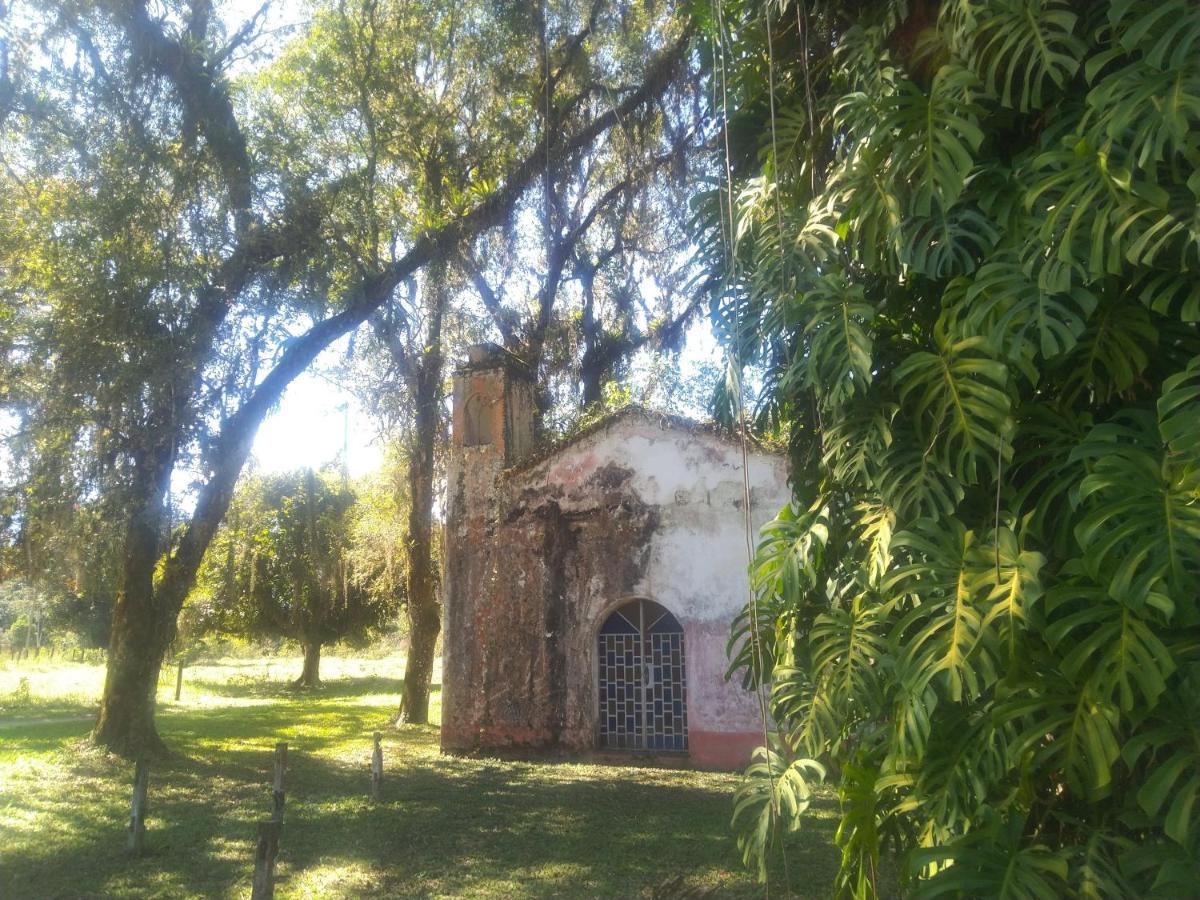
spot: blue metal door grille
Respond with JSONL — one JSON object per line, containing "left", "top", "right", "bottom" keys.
{"left": 597, "top": 600, "right": 688, "bottom": 751}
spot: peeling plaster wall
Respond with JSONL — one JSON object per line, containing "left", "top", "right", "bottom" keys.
{"left": 442, "top": 409, "right": 791, "bottom": 770}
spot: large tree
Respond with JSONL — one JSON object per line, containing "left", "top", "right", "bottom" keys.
{"left": 0, "top": 0, "right": 692, "bottom": 755}
{"left": 191, "top": 468, "right": 391, "bottom": 686}
{"left": 702, "top": 0, "right": 1200, "bottom": 895}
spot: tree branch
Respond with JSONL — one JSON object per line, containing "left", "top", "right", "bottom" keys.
{"left": 116, "top": 0, "right": 255, "bottom": 220}
{"left": 456, "top": 246, "right": 516, "bottom": 347}
{"left": 157, "top": 25, "right": 695, "bottom": 604}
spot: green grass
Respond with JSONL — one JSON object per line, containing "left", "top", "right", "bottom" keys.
{"left": 0, "top": 655, "right": 839, "bottom": 898}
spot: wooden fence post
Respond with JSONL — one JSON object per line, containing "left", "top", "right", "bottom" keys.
{"left": 272, "top": 742, "right": 287, "bottom": 823}
{"left": 174, "top": 661, "right": 185, "bottom": 701}
{"left": 370, "top": 732, "right": 383, "bottom": 802}
{"left": 250, "top": 820, "right": 281, "bottom": 900}
{"left": 127, "top": 757, "right": 150, "bottom": 856}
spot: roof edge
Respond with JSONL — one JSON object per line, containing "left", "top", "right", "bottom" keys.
{"left": 504, "top": 404, "right": 785, "bottom": 476}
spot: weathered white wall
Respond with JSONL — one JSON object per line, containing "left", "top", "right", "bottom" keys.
{"left": 508, "top": 413, "right": 791, "bottom": 744}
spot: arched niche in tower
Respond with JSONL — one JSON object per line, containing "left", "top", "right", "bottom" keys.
{"left": 463, "top": 393, "right": 493, "bottom": 447}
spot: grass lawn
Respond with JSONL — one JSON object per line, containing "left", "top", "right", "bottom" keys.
{"left": 0, "top": 654, "right": 840, "bottom": 898}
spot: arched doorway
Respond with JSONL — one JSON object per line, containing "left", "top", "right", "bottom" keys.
{"left": 597, "top": 598, "right": 688, "bottom": 751}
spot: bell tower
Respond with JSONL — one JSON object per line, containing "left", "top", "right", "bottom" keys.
{"left": 448, "top": 343, "right": 534, "bottom": 471}
{"left": 442, "top": 343, "right": 534, "bottom": 750}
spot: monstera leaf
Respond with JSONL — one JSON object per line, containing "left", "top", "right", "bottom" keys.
{"left": 705, "top": 0, "right": 1200, "bottom": 894}
{"left": 1010, "top": 401, "right": 1092, "bottom": 553}
{"left": 771, "top": 668, "right": 842, "bottom": 758}
{"left": 910, "top": 812, "right": 1070, "bottom": 899}
{"left": 976, "top": 527, "right": 1046, "bottom": 664}
{"left": 809, "top": 587, "right": 890, "bottom": 712}
{"left": 946, "top": 254, "right": 1098, "bottom": 368}
{"left": 729, "top": 501, "right": 833, "bottom": 685}
{"left": 879, "top": 66, "right": 985, "bottom": 216}
{"left": 1124, "top": 666, "right": 1200, "bottom": 845}
{"left": 1026, "top": 139, "right": 1190, "bottom": 277}
{"left": 1071, "top": 406, "right": 1200, "bottom": 611}
{"left": 732, "top": 741, "right": 826, "bottom": 881}
{"left": 912, "top": 703, "right": 1016, "bottom": 835}
{"left": 894, "top": 324, "right": 1012, "bottom": 485}
{"left": 1134, "top": 268, "right": 1200, "bottom": 322}
{"left": 957, "top": 0, "right": 1086, "bottom": 112}
{"left": 898, "top": 205, "right": 1000, "bottom": 278}
{"left": 873, "top": 443, "right": 965, "bottom": 520}
{"left": 886, "top": 519, "right": 998, "bottom": 702}
{"left": 1108, "top": 0, "right": 1200, "bottom": 71}
{"left": 1044, "top": 571, "right": 1176, "bottom": 713}
{"left": 1056, "top": 294, "right": 1157, "bottom": 403}
{"left": 836, "top": 148, "right": 905, "bottom": 273}
{"left": 1084, "top": 58, "right": 1200, "bottom": 177}
{"left": 1004, "top": 675, "right": 1122, "bottom": 800}
{"left": 799, "top": 275, "right": 875, "bottom": 407}
{"left": 855, "top": 499, "right": 898, "bottom": 586}
{"left": 1158, "top": 354, "right": 1200, "bottom": 459}
{"left": 822, "top": 399, "right": 896, "bottom": 485}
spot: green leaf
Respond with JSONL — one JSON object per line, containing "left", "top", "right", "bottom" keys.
{"left": 879, "top": 66, "right": 985, "bottom": 216}
{"left": 822, "top": 400, "right": 896, "bottom": 485}
{"left": 898, "top": 205, "right": 1000, "bottom": 278}
{"left": 732, "top": 739, "right": 826, "bottom": 882}
{"left": 1072, "top": 409, "right": 1200, "bottom": 609}
{"left": 1125, "top": 673, "right": 1200, "bottom": 846}
{"left": 969, "top": 0, "right": 1086, "bottom": 112}
{"left": 809, "top": 588, "right": 890, "bottom": 712}
{"left": 1084, "top": 59, "right": 1200, "bottom": 176}
{"left": 1158, "top": 354, "right": 1200, "bottom": 459}
{"left": 910, "top": 812, "right": 1070, "bottom": 899}
{"left": 1133, "top": 269, "right": 1200, "bottom": 322}
{"left": 1045, "top": 576, "right": 1176, "bottom": 712}
{"left": 797, "top": 275, "right": 875, "bottom": 408}
{"left": 1004, "top": 678, "right": 1122, "bottom": 799}
{"left": 894, "top": 324, "right": 1013, "bottom": 485}
{"left": 887, "top": 519, "right": 998, "bottom": 702}
{"left": 945, "top": 254, "right": 1097, "bottom": 368}
{"left": 1010, "top": 401, "right": 1092, "bottom": 554}
{"left": 874, "top": 443, "right": 965, "bottom": 520}
{"left": 1109, "top": 0, "right": 1200, "bottom": 71}
{"left": 976, "top": 528, "right": 1045, "bottom": 663}
{"left": 1056, "top": 294, "right": 1157, "bottom": 404}
{"left": 772, "top": 668, "right": 841, "bottom": 758}
{"left": 1026, "top": 140, "right": 1190, "bottom": 278}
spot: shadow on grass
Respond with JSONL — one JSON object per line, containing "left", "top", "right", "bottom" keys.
{"left": 182, "top": 673, "right": 410, "bottom": 702}
{"left": 0, "top": 698, "right": 99, "bottom": 725}
{"left": 2, "top": 684, "right": 838, "bottom": 899}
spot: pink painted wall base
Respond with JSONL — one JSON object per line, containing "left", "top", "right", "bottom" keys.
{"left": 688, "top": 730, "right": 762, "bottom": 770}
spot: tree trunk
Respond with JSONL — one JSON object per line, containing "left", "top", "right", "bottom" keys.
{"left": 581, "top": 344, "right": 606, "bottom": 407}
{"left": 399, "top": 266, "right": 445, "bottom": 725}
{"left": 93, "top": 618, "right": 168, "bottom": 757}
{"left": 93, "top": 436, "right": 176, "bottom": 758}
{"left": 294, "top": 642, "right": 322, "bottom": 687}
{"left": 402, "top": 587, "right": 439, "bottom": 724}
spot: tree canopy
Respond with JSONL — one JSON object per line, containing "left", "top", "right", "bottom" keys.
{"left": 701, "top": 0, "right": 1200, "bottom": 895}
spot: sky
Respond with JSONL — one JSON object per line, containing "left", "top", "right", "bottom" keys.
{"left": 251, "top": 364, "right": 382, "bottom": 478}
{"left": 251, "top": 320, "right": 724, "bottom": 478}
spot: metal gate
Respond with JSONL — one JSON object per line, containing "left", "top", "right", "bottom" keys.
{"left": 597, "top": 599, "right": 688, "bottom": 751}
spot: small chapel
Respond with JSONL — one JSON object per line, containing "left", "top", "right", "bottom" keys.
{"left": 440, "top": 345, "right": 791, "bottom": 770}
